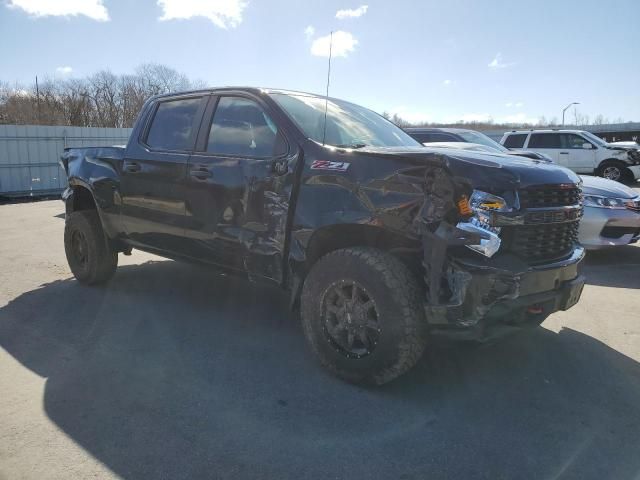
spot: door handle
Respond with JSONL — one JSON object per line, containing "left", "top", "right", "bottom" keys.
{"left": 190, "top": 167, "right": 212, "bottom": 180}
{"left": 559, "top": 152, "right": 569, "bottom": 155}
{"left": 124, "top": 161, "right": 141, "bottom": 173}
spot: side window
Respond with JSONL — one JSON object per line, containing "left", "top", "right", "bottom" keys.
{"left": 528, "top": 133, "right": 561, "bottom": 149}
{"left": 561, "top": 134, "right": 590, "bottom": 149}
{"left": 207, "top": 97, "right": 286, "bottom": 158}
{"left": 503, "top": 134, "right": 527, "bottom": 148}
{"left": 146, "top": 97, "right": 202, "bottom": 151}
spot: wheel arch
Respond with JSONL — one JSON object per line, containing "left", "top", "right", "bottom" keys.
{"left": 65, "top": 183, "right": 98, "bottom": 216}
{"left": 288, "top": 223, "right": 423, "bottom": 309}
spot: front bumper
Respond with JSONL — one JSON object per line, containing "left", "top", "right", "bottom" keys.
{"left": 628, "top": 164, "right": 640, "bottom": 180}
{"left": 579, "top": 206, "right": 640, "bottom": 249}
{"left": 424, "top": 247, "right": 585, "bottom": 341}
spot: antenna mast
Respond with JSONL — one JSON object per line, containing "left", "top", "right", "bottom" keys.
{"left": 321, "top": 31, "right": 333, "bottom": 146}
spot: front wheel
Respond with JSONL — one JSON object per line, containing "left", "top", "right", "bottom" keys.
{"left": 598, "top": 160, "right": 632, "bottom": 183}
{"left": 64, "top": 210, "right": 118, "bottom": 285}
{"left": 300, "top": 247, "right": 427, "bottom": 385}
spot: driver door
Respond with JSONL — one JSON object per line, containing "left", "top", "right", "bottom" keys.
{"left": 558, "top": 133, "right": 597, "bottom": 172}
{"left": 183, "top": 94, "right": 299, "bottom": 283}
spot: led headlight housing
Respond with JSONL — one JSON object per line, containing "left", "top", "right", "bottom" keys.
{"left": 456, "top": 190, "right": 509, "bottom": 257}
{"left": 583, "top": 194, "right": 631, "bottom": 209}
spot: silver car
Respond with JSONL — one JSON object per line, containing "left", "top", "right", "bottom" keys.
{"left": 579, "top": 175, "right": 640, "bottom": 248}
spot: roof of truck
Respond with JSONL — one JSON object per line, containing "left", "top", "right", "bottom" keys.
{"left": 152, "top": 87, "right": 345, "bottom": 102}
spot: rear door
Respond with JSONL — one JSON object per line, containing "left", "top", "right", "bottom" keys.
{"left": 558, "top": 133, "right": 597, "bottom": 172}
{"left": 120, "top": 95, "right": 207, "bottom": 253}
{"left": 183, "top": 94, "right": 299, "bottom": 282}
{"left": 526, "top": 133, "right": 562, "bottom": 164}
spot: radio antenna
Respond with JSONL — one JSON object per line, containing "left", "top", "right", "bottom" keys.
{"left": 321, "top": 31, "right": 333, "bottom": 146}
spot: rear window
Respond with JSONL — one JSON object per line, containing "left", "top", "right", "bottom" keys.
{"left": 503, "top": 133, "right": 527, "bottom": 148}
{"left": 146, "top": 97, "right": 202, "bottom": 151}
{"left": 528, "top": 133, "right": 561, "bottom": 149}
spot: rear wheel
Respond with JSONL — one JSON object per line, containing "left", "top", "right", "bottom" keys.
{"left": 300, "top": 247, "right": 427, "bottom": 385}
{"left": 598, "top": 160, "right": 631, "bottom": 183}
{"left": 64, "top": 210, "right": 118, "bottom": 285}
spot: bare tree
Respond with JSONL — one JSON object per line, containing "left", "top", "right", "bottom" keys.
{"left": 0, "top": 63, "right": 202, "bottom": 127}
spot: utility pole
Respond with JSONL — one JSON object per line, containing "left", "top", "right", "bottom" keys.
{"left": 35, "top": 75, "right": 41, "bottom": 124}
{"left": 562, "top": 102, "right": 579, "bottom": 126}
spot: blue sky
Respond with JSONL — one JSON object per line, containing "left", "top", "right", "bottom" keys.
{"left": 1, "top": 0, "right": 639, "bottom": 124}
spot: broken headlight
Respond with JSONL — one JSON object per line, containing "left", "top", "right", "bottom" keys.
{"left": 456, "top": 190, "right": 508, "bottom": 258}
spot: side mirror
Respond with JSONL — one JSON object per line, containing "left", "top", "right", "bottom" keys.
{"left": 582, "top": 143, "right": 593, "bottom": 149}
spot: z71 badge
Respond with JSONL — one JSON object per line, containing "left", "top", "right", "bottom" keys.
{"left": 310, "top": 160, "right": 350, "bottom": 172}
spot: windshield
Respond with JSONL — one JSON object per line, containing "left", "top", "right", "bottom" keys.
{"left": 581, "top": 131, "right": 607, "bottom": 146}
{"left": 455, "top": 130, "right": 509, "bottom": 152}
{"left": 269, "top": 93, "right": 420, "bottom": 148}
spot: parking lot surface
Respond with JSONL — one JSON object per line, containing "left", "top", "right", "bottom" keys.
{"left": 1, "top": 199, "right": 640, "bottom": 480}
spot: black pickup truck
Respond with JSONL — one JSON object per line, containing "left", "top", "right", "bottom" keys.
{"left": 60, "top": 88, "right": 585, "bottom": 385}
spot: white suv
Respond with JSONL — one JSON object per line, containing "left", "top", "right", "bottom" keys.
{"left": 500, "top": 129, "right": 640, "bottom": 182}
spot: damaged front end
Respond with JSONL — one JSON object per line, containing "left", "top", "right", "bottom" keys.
{"left": 416, "top": 163, "right": 585, "bottom": 341}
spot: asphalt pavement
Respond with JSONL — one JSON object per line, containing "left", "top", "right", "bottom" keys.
{"left": 1, "top": 199, "right": 639, "bottom": 480}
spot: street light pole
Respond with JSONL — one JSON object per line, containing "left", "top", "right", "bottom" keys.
{"left": 562, "top": 102, "right": 580, "bottom": 126}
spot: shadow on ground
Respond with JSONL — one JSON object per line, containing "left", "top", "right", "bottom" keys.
{"left": 583, "top": 245, "right": 640, "bottom": 288}
{"left": 1, "top": 260, "right": 639, "bottom": 479}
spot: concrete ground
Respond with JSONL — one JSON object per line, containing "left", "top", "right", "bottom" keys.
{"left": 1, "top": 199, "right": 639, "bottom": 480}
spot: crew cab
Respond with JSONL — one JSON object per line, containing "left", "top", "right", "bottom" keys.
{"left": 60, "top": 88, "right": 586, "bottom": 385}
{"left": 500, "top": 129, "right": 640, "bottom": 183}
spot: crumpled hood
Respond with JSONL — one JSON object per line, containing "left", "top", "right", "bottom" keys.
{"left": 580, "top": 175, "right": 639, "bottom": 199}
{"left": 354, "top": 146, "right": 580, "bottom": 191}
{"left": 604, "top": 144, "right": 640, "bottom": 152}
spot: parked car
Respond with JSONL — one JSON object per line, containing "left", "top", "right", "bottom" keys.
{"left": 500, "top": 129, "right": 640, "bottom": 183}
{"left": 415, "top": 140, "right": 554, "bottom": 162}
{"left": 60, "top": 88, "right": 585, "bottom": 385}
{"left": 579, "top": 175, "right": 640, "bottom": 248}
{"left": 405, "top": 127, "right": 552, "bottom": 161}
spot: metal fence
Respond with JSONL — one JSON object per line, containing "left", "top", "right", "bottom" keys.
{"left": 0, "top": 124, "right": 132, "bottom": 197}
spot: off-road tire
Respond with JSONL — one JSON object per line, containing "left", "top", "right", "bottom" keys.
{"left": 300, "top": 247, "right": 427, "bottom": 385}
{"left": 598, "top": 160, "right": 632, "bottom": 183}
{"left": 64, "top": 210, "right": 118, "bottom": 285}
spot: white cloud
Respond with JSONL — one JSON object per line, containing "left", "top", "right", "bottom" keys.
{"left": 488, "top": 52, "right": 515, "bottom": 69}
{"left": 56, "top": 66, "right": 73, "bottom": 75}
{"left": 7, "top": 0, "right": 109, "bottom": 21}
{"left": 311, "top": 31, "right": 358, "bottom": 58}
{"left": 501, "top": 113, "right": 537, "bottom": 124}
{"left": 505, "top": 102, "right": 513, "bottom": 107}
{"left": 158, "top": 0, "right": 247, "bottom": 29}
{"left": 515, "top": 102, "right": 524, "bottom": 107}
{"left": 336, "top": 4, "right": 368, "bottom": 19}
{"left": 304, "top": 25, "right": 315, "bottom": 40}
{"left": 505, "top": 101, "right": 525, "bottom": 108}
{"left": 443, "top": 79, "right": 452, "bottom": 86}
